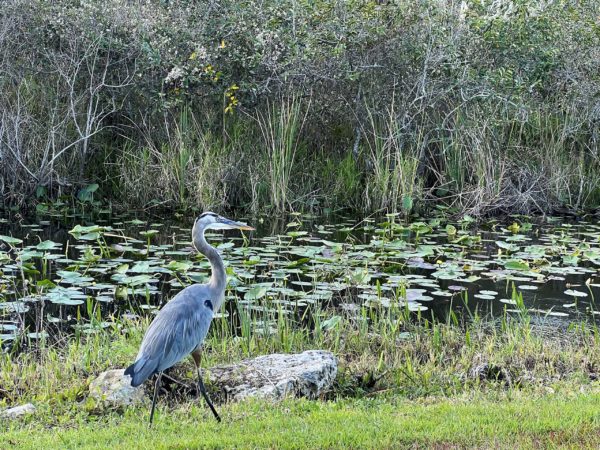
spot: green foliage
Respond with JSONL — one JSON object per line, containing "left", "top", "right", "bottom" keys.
{"left": 1, "top": 0, "right": 599, "bottom": 214}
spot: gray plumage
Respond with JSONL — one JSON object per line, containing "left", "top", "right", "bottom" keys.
{"left": 124, "top": 212, "right": 253, "bottom": 424}
{"left": 126, "top": 286, "right": 214, "bottom": 387}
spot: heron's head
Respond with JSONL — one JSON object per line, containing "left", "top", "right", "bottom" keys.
{"left": 194, "top": 211, "right": 254, "bottom": 232}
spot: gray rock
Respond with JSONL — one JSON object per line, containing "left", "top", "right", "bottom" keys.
{"left": 208, "top": 350, "right": 337, "bottom": 401}
{"left": 1, "top": 403, "right": 35, "bottom": 419}
{"left": 89, "top": 369, "right": 145, "bottom": 406}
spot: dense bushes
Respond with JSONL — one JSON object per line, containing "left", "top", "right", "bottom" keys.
{"left": 1, "top": 0, "right": 599, "bottom": 215}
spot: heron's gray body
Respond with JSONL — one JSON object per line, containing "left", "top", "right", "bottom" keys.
{"left": 124, "top": 212, "right": 252, "bottom": 424}
{"left": 127, "top": 285, "right": 215, "bottom": 387}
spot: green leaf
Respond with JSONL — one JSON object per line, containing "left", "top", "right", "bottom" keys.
{"left": 286, "top": 257, "right": 310, "bottom": 268}
{"left": 321, "top": 315, "right": 342, "bottom": 331}
{"left": 496, "top": 241, "right": 519, "bottom": 252}
{"left": 401, "top": 195, "right": 413, "bottom": 212}
{"left": 0, "top": 235, "right": 23, "bottom": 245}
{"left": 69, "top": 224, "right": 111, "bottom": 240}
{"left": 36, "top": 279, "right": 57, "bottom": 289}
{"left": 77, "top": 183, "right": 99, "bottom": 203}
{"left": 36, "top": 240, "right": 60, "bottom": 250}
{"left": 245, "top": 286, "right": 268, "bottom": 300}
{"left": 287, "top": 231, "right": 308, "bottom": 238}
{"left": 504, "top": 260, "right": 530, "bottom": 270}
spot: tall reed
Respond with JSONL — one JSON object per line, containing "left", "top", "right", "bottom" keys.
{"left": 362, "top": 101, "right": 422, "bottom": 214}
{"left": 256, "top": 96, "right": 308, "bottom": 213}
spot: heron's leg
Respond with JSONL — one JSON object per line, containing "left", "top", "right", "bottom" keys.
{"left": 149, "top": 371, "right": 163, "bottom": 425}
{"left": 197, "top": 369, "right": 221, "bottom": 422}
{"left": 192, "top": 350, "right": 221, "bottom": 422}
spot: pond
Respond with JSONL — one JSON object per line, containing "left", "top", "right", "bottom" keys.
{"left": 0, "top": 211, "right": 599, "bottom": 349}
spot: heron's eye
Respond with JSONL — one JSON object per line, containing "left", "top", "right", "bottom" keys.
{"left": 204, "top": 300, "right": 213, "bottom": 311}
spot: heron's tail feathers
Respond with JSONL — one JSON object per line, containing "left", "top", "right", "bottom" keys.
{"left": 124, "top": 356, "right": 158, "bottom": 387}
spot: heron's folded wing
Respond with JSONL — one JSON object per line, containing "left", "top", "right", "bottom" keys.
{"left": 137, "top": 296, "right": 214, "bottom": 373}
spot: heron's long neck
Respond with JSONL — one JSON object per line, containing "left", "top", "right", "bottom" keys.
{"left": 193, "top": 226, "right": 226, "bottom": 309}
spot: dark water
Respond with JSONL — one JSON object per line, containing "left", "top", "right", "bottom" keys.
{"left": 0, "top": 211, "right": 599, "bottom": 349}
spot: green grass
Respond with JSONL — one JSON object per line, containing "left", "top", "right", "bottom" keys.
{"left": 4, "top": 394, "right": 600, "bottom": 449}
{"left": 4, "top": 292, "right": 600, "bottom": 448}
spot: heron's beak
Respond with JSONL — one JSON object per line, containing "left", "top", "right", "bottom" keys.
{"left": 217, "top": 216, "right": 255, "bottom": 231}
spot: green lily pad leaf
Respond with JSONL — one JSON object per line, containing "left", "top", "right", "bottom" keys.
{"left": 77, "top": 183, "right": 99, "bottom": 202}
{"left": 166, "top": 260, "right": 193, "bottom": 272}
{"left": 47, "top": 286, "right": 86, "bottom": 305}
{"left": 564, "top": 289, "right": 588, "bottom": 298}
{"left": 287, "top": 258, "right": 310, "bottom": 268}
{"left": 518, "top": 285, "right": 538, "bottom": 291}
{"left": 460, "top": 215, "right": 475, "bottom": 225}
{"left": 432, "top": 266, "right": 465, "bottom": 280}
{"left": 69, "top": 224, "right": 112, "bottom": 240}
{"left": 243, "top": 255, "right": 261, "bottom": 266}
{"left": 409, "top": 222, "right": 432, "bottom": 234}
{"left": 0, "top": 235, "right": 22, "bottom": 245}
{"left": 36, "top": 279, "right": 57, "bottom": 289}
{"left": 504, "top": 260, "right": 530, "bottom": 271}
{"left": 347, "top": 269, "right": 371, "bottom": 285}
{"left": 507, "top": 222, "right": 520, "bottom": 233}
{"left": 321, "top": 315, "right": 342, "bottom": 331}
{"left": 56, "top": 270, "right": 94, "bottom": 284}
{"left": 562, "top": 255, "right": 579, "bottom": 266}
{"left": 496, "top": 241, "right": 519, "bottom": 252}
{"left": 245, "top": 286, "right": 268, "bottom": 300}
{"left": 287, "top": 231, "right": 308, "bottom": 238}
{"left": 115, "top": 264, "right": 129, "bottom": 274}
{"left": 111, "top": 274, "right": 154, "bottom": 286}
{"left": 479, "top": 290, "right": 498, "bottom": 296}
{"left": 19, "top": 250, "right": 44, "bottom": 261}
{"left": 36, "top": 240, "right": 60, "bottom": 250}
{"left": 129, "top": 261, "right": 154, "bottom": 273}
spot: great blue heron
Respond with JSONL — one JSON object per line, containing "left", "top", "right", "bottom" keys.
{"left": 125, "top": 212, "right": 254, "bottom": 424}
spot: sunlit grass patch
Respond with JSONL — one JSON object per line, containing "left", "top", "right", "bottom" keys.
{"left": 5, "top": 393, "right": 600, "bottom": 449}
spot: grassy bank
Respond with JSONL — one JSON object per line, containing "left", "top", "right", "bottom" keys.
{"left": 2, "top": 0, "right": 600, "bottom": 215}
{"left": 5, "top": 394, "right": 600, "bottom": 449}
{"left": 3, "top": 301, "right": 600, "bottom": 447}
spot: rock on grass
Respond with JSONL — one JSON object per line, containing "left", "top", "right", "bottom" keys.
{"left": 208, "top": 350, "right": 337, "bottom": 401}
{"left": 1, "top": 403, "right": 36, "bottom": 419}
{"left": 89, "top": 351, "right": 337, "bottom": 406}
{"left": 89, "top": 369, "right": 145, "bottom": 406}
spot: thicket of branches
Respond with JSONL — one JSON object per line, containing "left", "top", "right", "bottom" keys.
{"left": 1, "top": 0, "right": 599, "bottom": 214}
